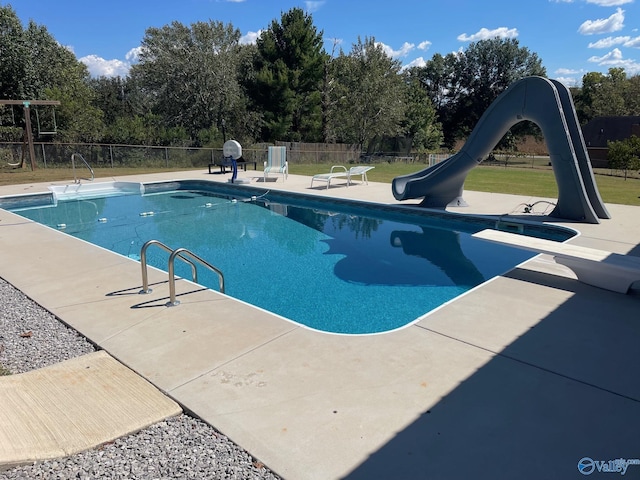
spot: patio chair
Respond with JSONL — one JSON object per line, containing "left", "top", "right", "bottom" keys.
{"left": 310, "top": 165, "right": 374, "bottom": 189}
{"left": 264, "top": 146, "right": 288, "bottom": 182}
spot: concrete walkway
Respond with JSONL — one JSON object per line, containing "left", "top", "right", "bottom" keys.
{"left": 0, "top": 351, "right": 181, "bottom": 470}
{"left": 0, "top": 168, "right": 639, "bottom": 479}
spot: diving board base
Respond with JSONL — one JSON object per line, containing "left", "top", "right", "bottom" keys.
{"left": 472, "top": 229, "right": 640, "bottom": 294}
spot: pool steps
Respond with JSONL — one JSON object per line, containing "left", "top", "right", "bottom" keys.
{"left": 49, "top": 181, "right": 143, "bottom": 202}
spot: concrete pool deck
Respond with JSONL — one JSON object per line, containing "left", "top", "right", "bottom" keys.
{"left": 0, "top": 168, "right": 639, "bottom": 479}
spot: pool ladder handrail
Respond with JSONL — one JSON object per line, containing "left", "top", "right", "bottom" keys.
{"left": 139, "top": 240, "right": 225, "bottom": 306}
{"left": 71, "top": 153, "right": 95, "bottom": 184}
{"left": 140, "top": 240, "right": 198, "bottom": 293}
{"left": 167, "top": 248, "right": 225, "bottom": 306}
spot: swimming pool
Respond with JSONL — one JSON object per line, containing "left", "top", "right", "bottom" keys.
{"left": 4, "top": 180, "right": 575, "bottom": 334}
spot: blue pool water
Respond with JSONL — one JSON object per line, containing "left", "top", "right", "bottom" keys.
{"left": 6, "top": 181, "right": 574, "bottom": 334}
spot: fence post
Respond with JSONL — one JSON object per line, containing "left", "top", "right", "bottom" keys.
{"left": 109, "top": 145, "right": 114, "bottom": 168}
{"left": 165, "top": 147, "right": 169, "bottom": 168}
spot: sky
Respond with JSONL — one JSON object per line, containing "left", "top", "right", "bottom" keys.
{"left": 5, "top": 0, "right": 640, "bottom": 86}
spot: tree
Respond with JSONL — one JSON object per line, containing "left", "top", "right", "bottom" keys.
{"left": 608, "top": 135, "right": 640, "bottom": 179}
{"left": 0, "top": 5, "right": 29, "bottom": 100}
{"left": 250, "top": 8, "right": 326, "bottom": 142}
{"left": 327, "top": 37, "right": 406, "bottom": 152}
{"left": 625, "top": 74, "right": 640, "bottom": 116}
{"left": 0, "top": 5, "right": 103, "bottom": 142}
{"left": 44, "top": 85, "right": 104, "bottom": 143}
{"left": 413, "top": 38, "right": 545, "bottom": 147}
{"left": 574, "top": 71, "right": 605, "bottom": 124}
{"left": 130, "top": 20, "right": 256, "bottom": 145}
{"left": 574, "top": 69, "right": 640, "bottom": 124}
{"left": 402, "top": 69, "right": 443, "bottom": 151}
{"left": 406, "top": 53, "right": 455, "bottom": 114}
{"left": 89, "top": 76, "right": 134, "bottom": 126}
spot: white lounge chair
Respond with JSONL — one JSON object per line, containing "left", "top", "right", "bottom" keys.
{"left": 311, "top": 165, "right": 374, "bottom": 189}
{"left": 264, "top": 146, "right": 288, "bottom": 182}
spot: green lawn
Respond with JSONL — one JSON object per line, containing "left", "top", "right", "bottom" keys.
{"left": 291, "top": 163, "right": 640, "bottom": 206}
{"left": 467, "top": 168, "right": 640, "bottom": 205}
{"left": 2, "top": 163, "right": 639, "bottom": 206}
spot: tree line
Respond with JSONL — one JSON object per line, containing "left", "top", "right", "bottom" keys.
{"left": 2, "top": 4, "right": 640, "bottom": 155}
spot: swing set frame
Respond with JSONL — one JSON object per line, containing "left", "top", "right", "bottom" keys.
{"left": 0, "top": 99, "right": 60, "bottom": 170}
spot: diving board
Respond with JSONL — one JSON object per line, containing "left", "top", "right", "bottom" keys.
{"left": 472, "top": 229, "right": 640, "bottom": 294}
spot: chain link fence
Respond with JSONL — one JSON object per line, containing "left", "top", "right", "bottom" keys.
{"left": 1, "top": 142, "right": 221, "bottom": 169}
{"left": 0, "top": 142, "right": 369, "bottom": 169}
{"left": 0, "top": 141, "right": 465, "bottom": 170}
{"left": 0, "top": 141, "right": 571, "bottom": 173}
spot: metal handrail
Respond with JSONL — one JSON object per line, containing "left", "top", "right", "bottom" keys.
{"left": 167, "top": 248, "right": 225, "bottom": 306}
{"left": 71, "top": 153, "right": 95, "bottom": 184}
{"left": 139, "top": 240, "right": 198, "bottom": 294}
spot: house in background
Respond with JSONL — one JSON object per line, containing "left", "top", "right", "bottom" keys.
{"left": 581, "top": 116, "right": 640, "bottom": 168}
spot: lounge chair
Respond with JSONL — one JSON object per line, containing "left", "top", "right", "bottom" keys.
{"left": 264, "top": 146, "right": 288, "bottom": 182}
{"left": 310, "top": 165, "right": 374, "bottom": 189}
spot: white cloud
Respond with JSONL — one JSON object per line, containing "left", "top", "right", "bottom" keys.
{"left": 78, "top": 46, "right": 142, "bottom": 78}
{"left": 555, "top": 76, "right": 581, "bottom": 87}
{"left": 125, "top": 47, "right": 143, "bottom": 62}
{"left": 80, "top": 55, "right": 130, "bottom": 78}
{"left": 305, "top": 1, "right": 325, "bottom": 12}
{"left": 587, "top": 47, "right": 640, "bottom": 73}
{"left": 585, "top": 0, "right": 633, "bottom": 5}
{"left": 588, "top": 35, "right": 640, "bottom": 48}
{"left": 578, "top": 8, "right": 625, "bottom": 35}
{"left": 618, "top": 60, "right": 640, "bottom": 74}
{"left": 418, "top": 40, "right": 432, "bottom": 51}
{"left": 555, "top": 67, "right": 583, "bottom": 74}
{"left": 554, "top": 68, "right": 585, "bottom": 87}
{"left": 240, "top": 30, "right": 261, "bottom": 45}
{"left": 588, "top": 35, "right": 630, "bottom": 48}
{"left": 625, "top": 36, "right": 640, "bottom": 47}
{"left": 402, "top": 57, "right": 426, "bottom": 70}
{"left": 376, "top": 41, "right": 415, "bottom": 58}
{"left": 457, "top": 27, "right": 519, "bottom": 42}
{"left": 588, "top": 47, "right": 624, "bottom": 62}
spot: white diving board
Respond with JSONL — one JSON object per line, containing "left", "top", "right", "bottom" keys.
{"left": 472, "top": 229, "right": 640, "bottom": 294}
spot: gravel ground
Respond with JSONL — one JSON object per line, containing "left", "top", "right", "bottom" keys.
{"left": 0, "top": 277, "right": 281, "bottom": 479}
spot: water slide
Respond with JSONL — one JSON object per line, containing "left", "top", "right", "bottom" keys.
{"left": 392, "top": 76, "right": 611, "bottom": 224}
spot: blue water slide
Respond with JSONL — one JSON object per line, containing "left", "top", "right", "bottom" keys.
{"left": 392, "top": 76, "right": 610, "bottom": 223}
